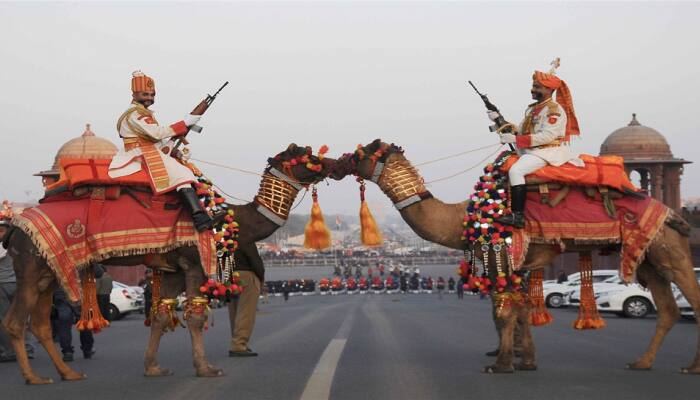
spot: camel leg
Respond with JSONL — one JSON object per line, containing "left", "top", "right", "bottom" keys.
{"left": 29, "top": 285, "right": 86, "bottom": 381}
{"left": 143, "top": 309, "right": 174, "bottom": 377}
{"left": 646, "top": 227, "right": 700, "bottom": 374}
{"left": 3, "top": 287, "right": 50, "bottom": 384}
{"left": 186, "top": 311, "right": 223, "bottom": 377}
{"left": 2, "top": 250, "right": 55, "bottom": 384}
{"left": 626, "top": 262, "right": 679, "bottom": 371}
{"left": 674, "top": 268, "right": 700, "bottom": 374}
{"left": 484, "top": 297, "right": 516, "bottom": 373}
{"left": 515, "top": 303, "right": 537, "bottom": 371}
{"left": 143, "top": 270, "right": 185, "bottom": 377}
{"left": 182, "top": 261, "right": 222, "bottom": 378}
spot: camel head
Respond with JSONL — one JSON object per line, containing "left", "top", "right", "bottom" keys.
{"left": 331, "top": 139, "right": 404, "bottom": 181}
{"left": 266, "top": 143, "right": 339, "bottom": 186}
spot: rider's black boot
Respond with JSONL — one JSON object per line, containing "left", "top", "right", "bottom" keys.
{"left": 179, "top": 187, "right": 213, "bottom": 232}
{"left": 498, "top": 184, "right": 526, "bottom": 229}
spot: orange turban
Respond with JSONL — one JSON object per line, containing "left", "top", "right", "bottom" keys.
{"left": 533, "top": 71, "right": 579, "bottom": 141}
{"left": 131, "top": 70, "right": 155, "bottom": 92}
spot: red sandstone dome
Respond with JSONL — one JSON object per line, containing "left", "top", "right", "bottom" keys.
{"left": 599, "top": 114, "right": 673, "bottom": 160}
{"left": 35, "top": 124, "right": 118, "bottom": 176}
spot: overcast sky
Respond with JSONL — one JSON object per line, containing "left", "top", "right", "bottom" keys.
{"left": 1, "top": 1, "right": 698, "bottom": 218}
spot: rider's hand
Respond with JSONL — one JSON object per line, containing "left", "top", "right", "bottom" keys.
{"left": 499, "top": 133, "right": 516, "bottom": 144}
{"left": 487, "top": 111, "right": 501, "bottom": 122}
{"left": 183, "top": 114, "right": 201, "bottom": 127}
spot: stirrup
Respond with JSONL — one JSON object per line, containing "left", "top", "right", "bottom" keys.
{"left": 499, "top": 212, "right": 525, "bottom": 229}
{"left": 192, "top": 212, "right": 214, "bottom": 232}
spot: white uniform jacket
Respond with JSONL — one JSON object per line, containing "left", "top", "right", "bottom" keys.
{"left": 108, "top": 103, "right": 195, "bottom": 193}
{"left": 515, "top": 99, "right": 584, "bottom": 168}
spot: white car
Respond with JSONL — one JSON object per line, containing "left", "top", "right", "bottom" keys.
{"left": 543, "top": 269, "right": 618, "bottom": 308}
{"left": 110, "top": 281, "right": 144, "bottom": 320}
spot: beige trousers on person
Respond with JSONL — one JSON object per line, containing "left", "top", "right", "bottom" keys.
{"left": 228, "top": 271, "right": 261, "bottom": 352}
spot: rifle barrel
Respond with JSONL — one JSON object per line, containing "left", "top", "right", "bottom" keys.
{"left": 467, "top": 81, "right": 483, "bottom": 96}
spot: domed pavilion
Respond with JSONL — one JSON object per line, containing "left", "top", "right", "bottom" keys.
{"left": 35, "top": 124, "right": 118, "bottom": 177}
{"left": 600, "top": 114, "right": 691, "bottom": 211}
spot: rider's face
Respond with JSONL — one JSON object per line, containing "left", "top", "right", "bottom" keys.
{"left": 133, "top": 90, "right": 156, "bottom": 108}
{"left": 531, "top": 81, "right": 553, "bottom": 102}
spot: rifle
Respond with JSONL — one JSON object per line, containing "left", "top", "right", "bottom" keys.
{"left": 467, "top": 80, "right": 515, "bottom": 151}
{"left": 171, "top": 81, "right": 229, "bottom": 157}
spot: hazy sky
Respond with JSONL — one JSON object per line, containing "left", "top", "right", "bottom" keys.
{"left": 1, "top": 2, "right": 699, "bottom": 218}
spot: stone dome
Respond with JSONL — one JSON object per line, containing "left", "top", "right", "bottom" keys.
{"left": 36, "top": 124, "right": 118, "bottom": 176}
{"left": 599, "top": 114, "right": 673, "bottom": 160}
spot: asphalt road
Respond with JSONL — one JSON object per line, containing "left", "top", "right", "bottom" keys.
{"left": 2, "top": 289, "right": 700, "bottom": 399}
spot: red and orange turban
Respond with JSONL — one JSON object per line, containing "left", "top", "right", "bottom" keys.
{"left": 131, "top": 70, "right": 155, "bottom": 92}
{"left": 533, "top": 70, "right": 579, "bottom": 141}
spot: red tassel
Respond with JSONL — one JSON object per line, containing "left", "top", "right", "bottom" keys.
{"left": 76, "top": 266, "right": 110, "bottom": 333}
{"left": 573, "top": 252, "right": 606, "bottom": 330}
{"left": 528, "top": 269, "right": 553, "bottom": 327}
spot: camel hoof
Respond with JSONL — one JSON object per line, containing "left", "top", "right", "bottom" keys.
{"left": 680, "top": 366, "right": 700, "bottom": 374}
{"left": 515, "top": 363, "right": 538, "bottom": 371}
{"left": 196, "top": 366, "right": 224, "bottom": 378}
{"left": 25, "top": 376, "right": 54, "bottom": 385}
{"left": 483, "top": 364, "right": 514, "bottom": 374}
{"left": 61, "top": 372, "right": 87, "bottom": 381}
{"left": 144, "top": 367, "right": 174, "bottom": 377}
{"left": 626, "top": 361, "right": 652, "bottom": 371}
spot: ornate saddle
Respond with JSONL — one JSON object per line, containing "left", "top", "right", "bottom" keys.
{"left": 502, "top": 154, "right": 644, "bottom": 216}
{"left": 43, "top": 158, "right": 178, "bottom": 209}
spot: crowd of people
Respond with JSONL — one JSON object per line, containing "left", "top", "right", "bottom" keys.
{"left": 263, "top": 265, "right": 465, "bottom": 299}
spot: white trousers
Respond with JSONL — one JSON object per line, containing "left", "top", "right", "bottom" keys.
{"left": 508, "top": 154, "right": 547, "bottom": 186}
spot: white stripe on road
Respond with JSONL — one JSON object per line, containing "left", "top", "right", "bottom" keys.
{"left": 299, "top": 338, "right": 348, "bottom": 400}
{"left": 300, "top": 298, "right": 360, "bottom": 400}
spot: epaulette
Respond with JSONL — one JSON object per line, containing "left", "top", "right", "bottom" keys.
{"left": 545, "top": 100, "right": 561, "bottom": 116}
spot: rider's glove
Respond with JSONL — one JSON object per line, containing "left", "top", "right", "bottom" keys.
{"left": 499, "top": 133, "right": 517, "bottom": 144}
{"left": 183, "top": 114, "right": 201, "bottom": 127}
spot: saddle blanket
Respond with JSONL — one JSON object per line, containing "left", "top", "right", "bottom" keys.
{"left": 519, "top": 188, "right": 668, "bottom": 282}
{"left": 503, "top": 154, "right": 638, "bottom": 192}
{"left": 11, "top": 191, "right": 216, "bottom": 301}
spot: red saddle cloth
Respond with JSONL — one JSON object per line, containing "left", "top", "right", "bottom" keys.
{"left": 515, "top": 188, "right": 668, "bottom": 282}
{"left": 12, "top": 189, "right": 216, "bottom": 302}
{"left": 502, "top": 154, "right": 638, "bottom": 192}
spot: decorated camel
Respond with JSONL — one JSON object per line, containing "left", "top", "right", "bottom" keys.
{"left": 332, "top": 139, "right": 700, "bottom": 374}
{"left": 1, "top": 143, "right": 336, "bottom": 384}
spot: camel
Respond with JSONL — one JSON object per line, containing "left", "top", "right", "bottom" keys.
{"left": 331, "top": 139, "right": 700, "bottom": 374}
{"left": 1, "top": 143, "right": 337, "bottom": 384}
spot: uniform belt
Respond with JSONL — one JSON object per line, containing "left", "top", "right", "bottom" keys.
{"left": 533, "top": 142, "right": 561, "bottom": 149}
{"left": 123, "top": 138, "right": 140, "bottom": 151}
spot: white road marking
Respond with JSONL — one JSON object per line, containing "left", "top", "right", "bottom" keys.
{"left": 299, "top": 338, "right": 348, "bottom": 400}
{"left": 299, "top": 298, "right": 360, "bottom": 400}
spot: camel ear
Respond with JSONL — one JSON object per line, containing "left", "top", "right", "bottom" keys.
{"left": 287, "top": 143, "right": 298, "bottom": 153}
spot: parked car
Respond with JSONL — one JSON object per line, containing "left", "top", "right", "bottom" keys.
{"left": 586, "top": 268, "right": 700, "bottom": 319}
{"left": 543, "top": 269, "right": 618, "bottom": 308}
{"left": 110, "top": 281, "right": 144, "bottom": 320}
{"left": 564, "top": 275, "right": 626, "bottom": 307}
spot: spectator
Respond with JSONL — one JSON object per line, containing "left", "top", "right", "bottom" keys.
{"left": 556, "top": 271, "right": 568, "bottom": 284}
{"left": 228, "top": 242, "right": 264, "bottom": 357}
{"left": 52, "top": 286, "right": 94, "bottom": 361}
{"left": 94, "top": 264, "right": 113, "bottom": 322}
